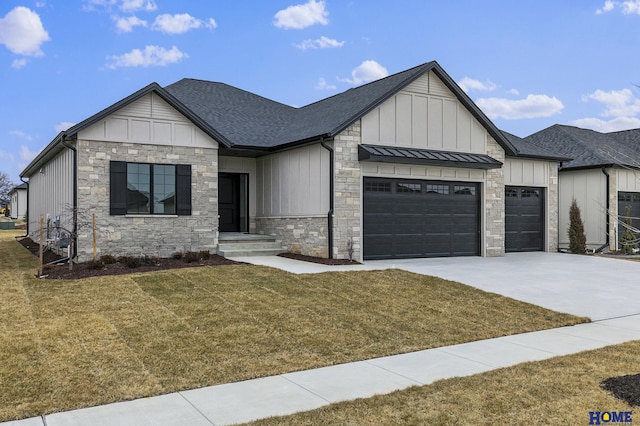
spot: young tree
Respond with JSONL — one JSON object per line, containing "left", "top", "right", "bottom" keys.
{"left": 0, "top": 171, "right": 15, "bottom": 206}
{"left": 568, "top": 198, "right": 587, "bottom": 254}
{"left": 620, "top": 205, "right": 637, "bottom": 255}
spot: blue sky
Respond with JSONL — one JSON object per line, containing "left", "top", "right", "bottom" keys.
{"left": 1, "top": 0, "right": 640, "bottom": 183}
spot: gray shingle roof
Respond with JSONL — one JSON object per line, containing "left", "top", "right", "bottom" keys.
{"left": 501, "top": 130, "right": 570, "bottom": 161}
{"left": 165, "top": 61, "right": 519, "bottom": 155}
{"left": 524, "top": 125, "right": 640, "bottom": 170}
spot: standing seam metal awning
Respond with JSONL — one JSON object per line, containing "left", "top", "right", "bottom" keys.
{"left": 358, "top": 144, "right": 503, "bottom": 169}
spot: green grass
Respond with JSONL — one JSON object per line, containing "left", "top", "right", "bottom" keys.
{"left": 0, "top": 230, "right": 588, "bottom": 422}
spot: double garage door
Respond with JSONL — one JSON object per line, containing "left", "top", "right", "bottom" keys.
{"left": 363, "top": 178, "right": 544, "bottom": 260}
{"left": 363, "top": 178, "right": 480, "bottom": 260}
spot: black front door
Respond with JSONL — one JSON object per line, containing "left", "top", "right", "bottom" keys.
{"left": 219, "top": 173, "right": 241, "bottom": 232}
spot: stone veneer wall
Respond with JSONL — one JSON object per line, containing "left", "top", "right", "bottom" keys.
{"left": 255, "top": 216, "right": 328, "bottom": 257}
{"left": 547, "top": 165, "right": 560, "bottom": 252}
{"left": 484, "top": 136, "right": 506, "bottom": 257}
{"left": 76, "top": 140, "right": 218, "bottom": 261}
{"left": 332, "top": 122, "right": 362, "bottom": 260}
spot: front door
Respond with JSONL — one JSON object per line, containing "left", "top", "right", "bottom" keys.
{"left": 219, "top": 173, "right": 240, "bottom": 232}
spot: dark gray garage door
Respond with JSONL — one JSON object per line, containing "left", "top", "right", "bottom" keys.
{"left": 363, "top": 178, "right": 480, "bottom": 260}
{"left": 505, "top": 186, "right": 544, "bottom": 252}
{"left": 618, "top": 192, "right": 640, "bottom": 245}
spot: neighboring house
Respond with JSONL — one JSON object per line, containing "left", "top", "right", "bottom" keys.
{"left": 21, "top": 61, "right": 565, "bottom": 262}
{"left": 9, "top": 183, "right": 27, "bottom": 220}
{"left": 525, "top": 124, "right": 640, "bottom": 251}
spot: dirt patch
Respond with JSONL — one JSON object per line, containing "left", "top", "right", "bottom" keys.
{"left": 601, "top": 373, "right": 640, "bottom": 407}
{"left": 17, "top": 236, "right": 244, "bottom": 280}
{"left": 278, "top": 252, "right": 360, "bottom": 265}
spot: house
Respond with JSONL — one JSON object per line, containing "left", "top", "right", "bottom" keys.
{"left": 9, "top": 183, "right": 27, "bottom": 220}
{"left": 525, "top": 124, "right": 640, "bottom": 252}
{"left": 21, "top": 61, "right": 566, "bottom": 262}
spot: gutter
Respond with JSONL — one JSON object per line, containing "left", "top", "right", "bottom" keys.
{"left": 60, "top": 134, "right": 78, "bottom": 260}
{"left": 320, "top": 137, "right": 334, "bottom": 259}
{"left": 595, "top": 167, "right": 611, "bottom": 253}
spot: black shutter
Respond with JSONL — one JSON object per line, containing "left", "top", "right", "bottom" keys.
{"left": 110, "top": 161, "right": 127, "bottom": 215}
{"left": 176, "top": 164, "right": 192, "bottom": 215}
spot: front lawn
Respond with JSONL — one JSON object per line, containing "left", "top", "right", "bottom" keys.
{"left": 0, "top": 230, "right": 588, "bottom": 422}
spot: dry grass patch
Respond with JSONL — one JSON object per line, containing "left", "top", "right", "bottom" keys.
{"left": 0, "top": 231, "right": 588, "bottom": 422}
{"left": 248, "top": 340, "right": 640, "bottom": 426}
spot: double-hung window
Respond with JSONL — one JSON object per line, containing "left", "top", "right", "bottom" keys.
{"left": 110, "top": 161, "right": 192, "bottom": 215}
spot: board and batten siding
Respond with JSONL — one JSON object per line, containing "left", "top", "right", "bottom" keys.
{"left": 27, "top": 147, "right": 75, "bottom": 236}
{"left": 504, "top": 158, "right": 551, "bottom": 187}
{"left": 616, "top": 169, "right": 640, "bottom": 192}
{"left": 78, "top": 93, "right": 218, "bottom": 149}
{"left": 361, "top": 71, "right": 487, "bottom": 154}
{"left": 559, "top": 169, "right": 607, "bottom": 249}
{"left": 256, "top": 144, "right": 330, "bottom": 217}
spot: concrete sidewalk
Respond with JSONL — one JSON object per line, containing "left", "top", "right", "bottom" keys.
{"left": 5, "top": 314, "right": 640, "bottom": 426}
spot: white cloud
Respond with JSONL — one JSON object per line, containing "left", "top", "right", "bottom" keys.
{"left": 106, "top": 45, "right": 188, "bottom": 69}
{"left": 596, "top": 0, "right": 616, "bottom": 14}
{"left": 152, "top": 13, "right": 210, "bottom": 34}
{"left": 115, "top": 15, "right": 147, "bottom": 33}
{"left": 11, "top": 58, "right": 27, "bottom": 69}
{"left": 596, "top": 0, "right": 640, "bottom": 14}
{"left": 316, "top": 77, "right": 336, "bottom": 91}
{"left": 208, "top": 18, "right": 218, "bottom": 29}
{"left": 20, "top": 145, "right": 39, "bottom": 162}
{"left": 295, "top": 36, "right": 344, "bottom": 51}
{"left": 120, "top": 0, "right": 157, "bottom": 12}
{"left": 83, "top": 0, "right": 156, "bottom": 12}
{"left": 274, "top": 0, "right": 328, "bottom": 29}
{"left": 9, "top": 130, "right": 33, "bottom": 141}
{"left": 458, "top": 77, "right": 497, "bottom": 93}
{"left": 582, "top": 88, "right": 640, "bottom": 117}
{"left": 55, "top": 122, "right": 75, "bottom": 133}
{"left": 571, "top": 116, "right": 640, "bottom": 132}
{"left": 572, "top": 87, "right": 640, "bottom": 132}
{"left": 36, "top": 1, "right": 47, "bottom": 7}
{"left": 476, "top": 94, "right": 564, "bottom": 120}
{"left": 0, "top": 7, "right": 50, "bottom": 56}
{"left": 339, "top": 60, "right": 389, "bottom": 85}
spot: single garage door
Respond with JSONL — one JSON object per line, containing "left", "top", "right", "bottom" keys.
{"left": 505, "top": 186, "right": 544, "bottom": 252}
{"left": 618, "top": 192, "right": 640, "bottom": 245}
{"left": 363, "top": 178, "right": 480, "bottom": 260}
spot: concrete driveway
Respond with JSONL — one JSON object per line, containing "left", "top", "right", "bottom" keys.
{"left": 369, "top": 252, "right": 640, "bottom": 321}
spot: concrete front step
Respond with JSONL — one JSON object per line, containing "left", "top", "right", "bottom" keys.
{"left": 217, "top": 234, "right": 285, "bottom": 257}
{"left": 218, "top": 241, "right": 284, "bottom": 251}
{"left": 218, "top": 248, "right": 285, "bottom": 257}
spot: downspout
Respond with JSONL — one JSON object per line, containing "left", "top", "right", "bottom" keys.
{"left": 320, "top": 137, "right": 334, "bottom": 259}
{"left": 60, "top": 134, "right": 78, "bottom": 260}
{"left": 595, "top": 167, "right": 611, "bottom": 253}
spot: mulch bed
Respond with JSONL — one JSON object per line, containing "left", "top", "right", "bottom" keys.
{"left": 278, "top": 252, "right": 360, "bottom": 265}
{"left": 17, "top": 237, "right": 243, "bottom": 280}
{"left": 601, "top": 374, "right": 640, "bottom": 407}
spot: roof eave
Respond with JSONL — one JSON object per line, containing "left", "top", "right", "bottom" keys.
{"left": 20, "top": 132, "right": 66, "bottom": 178}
